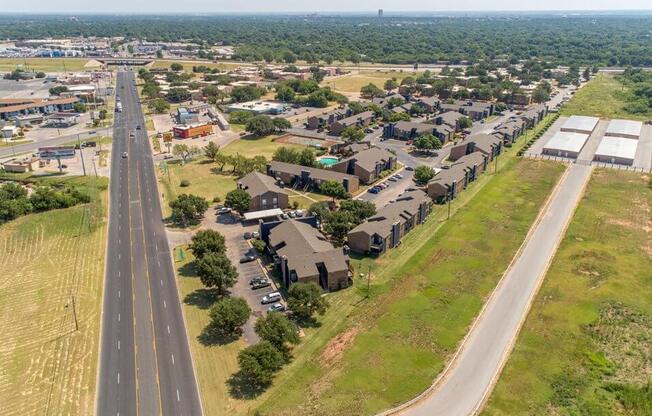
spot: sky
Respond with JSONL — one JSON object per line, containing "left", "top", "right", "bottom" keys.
{"left": 6, "top": 0, "right": 652, "bottom": 14}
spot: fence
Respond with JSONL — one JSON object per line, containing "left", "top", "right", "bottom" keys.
{"left": 522, "top": 152, "right": 652, "bottom": 173}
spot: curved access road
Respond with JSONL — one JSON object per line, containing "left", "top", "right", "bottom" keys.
{"left": 386, "top": 163, "right": 593, "bottom": 416}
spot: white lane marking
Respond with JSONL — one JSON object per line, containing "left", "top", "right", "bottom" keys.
{"left": 167, "top": 325, "right": 170, "bottom": 334}
{"left": 118, "top": 290, "right": 121, "bottom": 298}
{"left": 176, "top": 389, "right": 180, "bottom": 402}
{"left": 118, "top": 253, "right": 121, "bottom": 260}
{"left": 117, "top": 340, "right": 120, "bottom": 350}
{"left": 118, "top": 271, "right": 121, "bottom": 277}
{"left": 171, "top": 354, "right": 175, "bottom": 365}
{"left": 118, "top": 313, "right": 121, "bottom": 322}
{"left": 118, "top": 239, "right": 121, "bottom": 245}
{"left": 163, "top": 300, "right": 167, "bottom": 309}
{"left": 157, "top": 260, "right": 160, "bottom": 267}
{"left": 117, "top": 372, "right": 120, "bottom": 384}
{"left": 160, "top": 279, "right": 163, "bottom": 286}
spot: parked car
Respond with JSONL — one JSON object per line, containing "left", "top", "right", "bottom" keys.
{"left": 136, "top": 125, "right": 142, "bottom": 130}
{"left": 405, "top": 166, "right": 414, "bottom": 171}
{"left": 367, "top": 187, "right": 380, "bottom": 194}
{"left": 281, "top": 213, "right": 289, "bottom": 219}
{"left": 294, "top": 210, "right": 304, "bottom": 217}
{"left": 395, "top": 173, "right": 403, "bottom": 179}
{"left": 261, "top": 292, "right": 282, "bottom": 304}
{"left": 441, "top": 165, "right": 450, "bottom": 170}
{"left": 249, "top": 276, "right": 267, "bottom": 285}
{"left": 364, "top": 128, "right": 373, "bottom": 133}
{"left": 388, "top": 177, "right": 398, "bottom": 182}
{"left": 217, "top": 207, "right": 231, "bottom": 215}
{"left": 268, "top": 303, "right": 286, "bottom": 312}
{"left": 251, "top": 231, "right": 260, "bottom": 239}
{"left": 252, "top": 280, "right": 272, "bottom": 290}
{"left": 239, "top": 254, "right": 256, "bottom": 263}
{"left": 164, "top": 154, "right": 173, "bottom": 160}
{"left": 243, "top": 232, "right": 253, "bottom": 240}
{"left": 288, "top": 211, "right": 297, "bottom": 218}
{"left": 121, "top": 152, "right": 128, "bottom": 158}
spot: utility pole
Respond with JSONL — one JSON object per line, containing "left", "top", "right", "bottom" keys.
{"left": 71, "top": 295, "right": 79, "bottom": 331}
{"left": 77, "top": 134, "right": 87, "bottom": 176}
{"left": 494, "top": 151, "right": 499, "bottom": 174}
{"left": 366, "top": 266, "right": 371, "bottom": 298}
{"left": 447, "top": 191, "right": 451, "bottom": 220}
{"left": 91, "top": 157, "right": 98, "bottom": 177}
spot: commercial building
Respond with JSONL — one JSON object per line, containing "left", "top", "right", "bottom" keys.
{"left": 604, "top": 119, "right": 642, "bottom": 140}
{"left": 0, "top": 97, "right": 79, "bottom": 120}
{"left": 330, "top": 147, "right": 397, "bottom": 184}
{"left": 427, "top": 152, "right": 489, "bottom": 203}
{"left": 560, "top": 115, "right": 599, "bottom": 134}
{"left": 224, "top": 100, "right": 288, "bottom": 115}
{"left": 172, "top": 123, "right": 213, "bottom": 139}
{"left": 593, "top": 136, "right": 638, "bottom": 166}
{"left": 1, "top": 156, "right": 40, "bottom": 173}
{"left": 267, "top": 161, "right": 359, "bottom": 193}
{"left": 542, "top": 131, "right": 590, "bottom": 158}
{"left": 237, "top": 171, "right": 289, "bottom": 211}
{"left": 347, "top": 189, "right": 432, "bottom": 254}
{"left": 261, "top": 218, "right": 351, "bottom": 291}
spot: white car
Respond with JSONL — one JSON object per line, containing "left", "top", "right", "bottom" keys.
{"left": 261, "top": 292, "right": 282, "bottom": 304}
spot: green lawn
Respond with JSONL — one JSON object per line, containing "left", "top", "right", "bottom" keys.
{"left": 482, "top": 169, "right": 652, "bottom": 416}
{"left": 0, "top": 58, "right": 90, "bottom": 72}
{"left": 0, "top": 176, "right": 108, "bottom": 416}
{"left": 158, "top": 157, "right": 237, "bottom": 216}
{"left": 250, "top": 156, "right": 565, "bottom": 415}
{"left": 323, "top": 71, "right": 411, "bottom": 93}
{"left": 221, "top": 134, "right": 304, "bottom": 160}
{"left": 561, "top": 73, "right": 652, "bottom": 120}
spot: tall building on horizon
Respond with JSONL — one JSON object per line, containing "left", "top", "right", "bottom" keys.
{"left": 378, "top": 9, "right": 383, "bottom": 18}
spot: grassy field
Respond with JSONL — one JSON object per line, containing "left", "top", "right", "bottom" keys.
{"left": 323, "top": 71, "right": 412, "bottom": 93}
{"left": 174, "top": 246, "right": 249, "bottom": 415}
{"left": 221, "top": 134, "right": 304, "bottom": 160}
{"left": 483, "top": 169, "right": 652, "bottom": 416}
{"left": 158, "top": 157, "right": 237, "bottom": 217}
{"left": 0, "top": 58, "right": 90, "bottom": 72}
{"left": 561, "top": 73, "right": 652, "bottom": 120}
{"left": 0, "top": 176, "right": 108, "bottom": 416}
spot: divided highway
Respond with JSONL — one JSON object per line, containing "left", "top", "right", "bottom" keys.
{"left": 97, "top": 70, "right": 202, "bottom": 416}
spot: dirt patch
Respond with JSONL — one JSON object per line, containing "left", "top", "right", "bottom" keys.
{"left": 587, "top": 303, "right": 652, "bottom": 386}
{"left": 320, "top": 327, "right": 360, "bottom": 368}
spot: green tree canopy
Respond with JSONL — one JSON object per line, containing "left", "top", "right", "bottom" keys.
{"left": 287, "top": 282, "right": 329, "bottom": 320}
{"left": 189, "top": 229, "right": 226, "bottom": 259}
{"left": 208, "top": 297, "right": 251, "bottom": 336}
{"left": 196, "top": 252, "right": 238, "bottom": 293}
{"left": 237, "top": 340, "right": 285, "bottom": 385}
{"left": 224, "top": 188, "right": 252, "bottom": 213}
{"left": 169, "top": 193, "right": 208, "bottom": 226}
{"left": 413, "top": 165, "right": 436, "bottom": 185}
{"left": 254, "top": 312, "right": 300, "bottom": 351}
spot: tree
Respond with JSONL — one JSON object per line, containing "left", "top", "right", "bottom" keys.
{"left": 228, "top": 110, "right": 254, "bottom": 125}
{"left": 208, "top": 297, "right": 251, "bottom": 336}
{"left": 173, "top": 144, "right": 200, "bottom": 162}
{"left": 320, "top": 180, "right": 348, "bottom": 201}
{"left": 166, "top": 87, "right": 191, "bottom": 103}
{"left": 387, "top": 96, "right": 405, "bottom": 108}
{"left": 231, "top": 85, "right": 265, "bottom": 103}
{"left": 308, "top": 201, "right": 330, "bottom": 222}
{"left": 272, "top": 117, "right": 291, "bottom": 132}
{"left": 170, "top": 62, "right": 184, "bottom": 71}
{"left": 287, "top": 282, "right": 329, "bottom": 320}
{"left": 275, "top": 85, "right": 295, "bottom": 102}
{"left": 413, "top": 165, "right": 435, "bottom": 185}
{"left": 360, "top": 83, "right": 384, "bottom": 99}
{"left": 413, "top": 134, "right": 442, "bottom": 154}
{"left": 203, "top": 141, "right": 220, "bottom": 160}
{"left": 49, "top": 85, "right": 68, "bottom": 95}
{"left": 322, "top": 210, "right": 355, "bottom": 245}
{"left": 237, "top": 341, "right": 285, "bottom": 385}
{"left": 73, "top": 102, "right": 87, "bottom": 113}
{"left": 142, "top": 82, "right": 161, "bottom": 99}
{"left": 297, "top": 147, "right": 316, "bottom": 167}
{"left": 224, "top": 188, "right": 252, "bottom": 213}
{"left": 384, "top": 79, "right": 398, "bottom": 92}
{"left": 196, "top": 252, "right": 238, "bottom": 294}
{"left": 458, "top": 116, "right": 473, "bottom": 129}
{"left": 246, "top": 115, "right": 276, "bottom": 136}
{"left": 339, "top": 199, "right": 376, "bottom": 224}
{"left": 169, "top": 194, "right": 209, "bottom": 226}
{"left": 254, "top": 312, "right": 300, "bottom": 351}
{"left": 340, "top": 126, "right": 365, "bottom": 142}
{"left": 189, "top": 229, "right": 226, "bottom": 259}
{"left": 148, "top": 98, "right": 170, "bottom": 114}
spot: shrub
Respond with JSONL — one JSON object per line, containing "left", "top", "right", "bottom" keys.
{"left": 179, "top": 179, "right": 190, "bottom": 187}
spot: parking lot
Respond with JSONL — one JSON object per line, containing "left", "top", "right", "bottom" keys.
{"left": 212, "top": 212, "right": 284, "bottom": 343}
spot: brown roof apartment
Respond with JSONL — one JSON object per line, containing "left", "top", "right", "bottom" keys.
{"left": 267, "top": 161, "right": 360, "bottom": 193}
{"left": 237, "top": 171, "right": 289, "bottom": 212}
{"left": 331, "top": 147, "right": 397, "bottom": 184}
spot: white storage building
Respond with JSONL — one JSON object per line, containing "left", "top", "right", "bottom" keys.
{"left": 543, "top": 131, "right": 590, "bottom": 158}
{"left": 605, "top": 119, "right": 642, "bottom": 140}
{"left": 560, "top": 115, "right": 600, "bottom": 134}
{"left": 593, "top": 136, "right": 638, "bottom": 166}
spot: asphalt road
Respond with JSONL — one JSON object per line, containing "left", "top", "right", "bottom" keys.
{"left": 97, "top": 70, "right": 202, "bottom": 416}
{"left": 0, "top": 129, "right": 110, "bottom": 159}
{"left": 392, "top": 163, "right": 593, "bottom": 416}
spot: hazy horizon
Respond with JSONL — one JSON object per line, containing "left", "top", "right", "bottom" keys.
{"left": 4, "top": 0, "right": 652, "bottom": 14}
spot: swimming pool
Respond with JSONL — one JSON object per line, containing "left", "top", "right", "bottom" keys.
{"left": 319, "top": 156, "right": 340, "bottom": 167}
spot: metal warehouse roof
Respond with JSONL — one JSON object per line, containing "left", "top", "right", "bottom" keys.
{"left": 605, "top": 119, "right": 642, "bottom": 138}
{"left": 594, "top": 136, "right": 638, "bottom": 160}
{"left": 543, "top": 131, "right": 590, "bottom": 153}
{"left": 561, "top": 116, "right": 600, "bottom": 133}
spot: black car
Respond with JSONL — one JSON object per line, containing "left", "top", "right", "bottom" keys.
{"left": 243, "top": 232, "right": 253, "bottom": 240}
{"left": 136, "top": 125, "right": 142, "bottom": 130}
{"left": 239, "top": 254, "right": 256, "bottom": 263}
